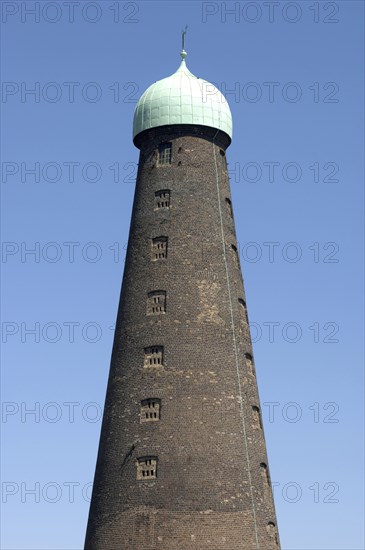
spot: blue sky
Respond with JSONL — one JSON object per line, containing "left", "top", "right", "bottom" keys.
{"left": 1, "top": 1, "right": 364, "bottom": 549}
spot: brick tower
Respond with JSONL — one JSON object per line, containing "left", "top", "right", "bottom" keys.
{"left": 84, "top": 45, "right": 280, "bottom": 550}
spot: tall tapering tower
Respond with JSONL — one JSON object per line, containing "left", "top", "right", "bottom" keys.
{"left": 85, "top": 46, "right": 280, "bottom": 550}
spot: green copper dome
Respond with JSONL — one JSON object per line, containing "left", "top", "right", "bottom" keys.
{"left": 133, "top": 51, "right": 233, "bottom": 142}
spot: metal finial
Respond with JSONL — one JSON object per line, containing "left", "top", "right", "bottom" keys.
{"left": 181, "top": 25, "right": 188, "bottom": 59}
{"left": 182, "top": 25, "right": 188, "bottom": 50}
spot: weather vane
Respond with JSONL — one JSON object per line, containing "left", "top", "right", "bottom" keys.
{"left": 182, "top": 25, "right": 188, "bottom": 51}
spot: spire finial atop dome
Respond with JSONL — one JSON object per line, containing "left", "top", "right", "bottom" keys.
{"left": 181, "top": 25, "right": 188, "bottom": 60}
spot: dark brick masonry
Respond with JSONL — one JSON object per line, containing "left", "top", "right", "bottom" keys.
{"left": 84, "top": 125, "right": 280, "bottom": 549}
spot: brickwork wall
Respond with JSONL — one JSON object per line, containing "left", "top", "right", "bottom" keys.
{"left": 84, "top": 125, "right": 280, "bottom": 549}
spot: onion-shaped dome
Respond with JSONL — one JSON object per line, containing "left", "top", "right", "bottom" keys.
{"left": 133, "top": 50, "right": 233, "bottom": 143}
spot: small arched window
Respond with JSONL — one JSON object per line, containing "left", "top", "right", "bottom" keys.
{"left": 252, "top": 405, "right": 263, "bottom": 430}
{"left": 231, "top": 243, "right": 240, "bottom": 265}
{"left": 144, "top": 346, "right": 164, "bottom": 367}
{"left": 147, "top": 291, "right": 166, "bottom": 315}
{"left": 260, "top": 462, "right": 270, "bottom": 485}
{"left": 225, "top": 197, "right": 233, "bottom": 218}
{"left": 238, "top": 298, "right": 249, "bottom": 325}
{"left": 158, "top": 142, "right": 172, "bottom": 165}
{"left": 245, "top": 353, "right": 255, "bottom": 376}
{"left": 136, "top": 456, "right": 158, "bottom": 480}
{"left": 154, "top": 190, "right": 170, "bottom": 209}
{"left": 140, "top": 398, "right": 161, "bottom": 423}
{"left": 151, "top": 236, "right": 168, "bottom": 260}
